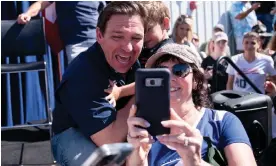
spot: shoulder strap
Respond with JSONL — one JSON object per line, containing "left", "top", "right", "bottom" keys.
{"left": 203, "top": 136, "right": 227, "bottom": 166}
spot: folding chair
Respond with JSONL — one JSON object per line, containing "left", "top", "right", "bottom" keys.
{"left": 1, "top": 18, "right": 54, "bottom": 163}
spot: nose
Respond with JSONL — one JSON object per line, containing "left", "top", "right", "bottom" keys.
{"left": 170, "top": 72, "right": 177, "bottom": 82}
{"left": 121, "top": 41, "right": 133, "bottom": 52}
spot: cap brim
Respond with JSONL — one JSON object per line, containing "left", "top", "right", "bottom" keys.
{"left": 145, "top": 51, "right": 194, "bottom": 68}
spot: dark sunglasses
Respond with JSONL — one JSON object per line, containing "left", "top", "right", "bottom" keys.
{"left": 157, "top": 63, "right": 191, "bottom": 78}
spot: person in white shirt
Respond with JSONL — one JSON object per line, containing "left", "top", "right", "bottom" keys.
{"left": 226, "top": 32, "right": 276, "bottom": 94}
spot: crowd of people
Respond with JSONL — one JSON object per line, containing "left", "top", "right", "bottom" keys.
{"left": 17, "top": 1, "right": 276, "bottom": 166}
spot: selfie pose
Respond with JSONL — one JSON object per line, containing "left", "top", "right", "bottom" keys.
{"left": 126, "top": 43, "right": 257, "bottom": 166}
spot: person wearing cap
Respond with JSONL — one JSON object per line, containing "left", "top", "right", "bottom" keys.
{"left": 126, "top": 43, "right": 256, "bottom": 166}
{"left": 202, "top": 32, "right": 229, "bottom": 93}
{"left": 214, "top": 23, "right": 225, "bottom": 32}
{"left": 226, "top": 32, "right": 276, "bottom": 94}
{"left": 199, "top": 24, "right": 231, "bottom": 57}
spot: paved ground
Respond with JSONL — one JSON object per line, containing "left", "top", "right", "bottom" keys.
{"left": 1, "top": 125, "right": 57, "bottom": 166}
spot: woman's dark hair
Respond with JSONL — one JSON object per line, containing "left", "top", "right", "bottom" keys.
{"left": 152, "top": 54, "right": 213, "bottom": 109}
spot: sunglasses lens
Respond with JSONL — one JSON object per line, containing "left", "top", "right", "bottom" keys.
{"left": 173, "top": 64, "right": 190, "bottom": 77}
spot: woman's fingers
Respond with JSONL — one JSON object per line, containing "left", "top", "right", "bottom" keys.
{"left": 157, "top": 134, "right": 202, "bottom": 147}
{"left": 127, "top": 105, "right": 151, "bottom": 138}
{"left": 161, "top": 120, "right": 193, "bottom": 136}
{"left": 129, "top": 126, "right": 150, "bottom": 138}
{"left": 139, "top": 137, "right": 155, "bottom": 143}
{"left": 128, "top": 117, "right": 150, "bottom": 129}
{"left": 127, "top": 134, "right": 154, "bottom": 149}
{"left": 129, "top": 105, "right": 137, "bottom": 118}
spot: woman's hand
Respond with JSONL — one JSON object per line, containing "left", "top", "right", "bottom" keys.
{"left": 105, "top": 80, "right": 122, "bottom": 107}
{"left": 157, "top": 109, "right": 203, "bottom": 166}
{"left": 126, "top": 105, "right": 155, "bottom": 165}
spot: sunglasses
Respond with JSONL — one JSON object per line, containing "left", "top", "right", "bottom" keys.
{"left": 157, "top": 63, "right": 191, "bottom": 78}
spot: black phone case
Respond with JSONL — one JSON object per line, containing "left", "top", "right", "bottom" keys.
{"left": 135, "top": 68, "right": 170, "bottom": 136}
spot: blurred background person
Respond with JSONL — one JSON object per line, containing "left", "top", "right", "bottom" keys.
{"left": 171, "top": 14, "right": 202, "bottom": 63}
{"left": 17, "top": 1, "right": 106, "bottom": 64}
{"left": 192, "top": 32, "right": 200, "bottom": 50}
{"left": 251, "top": 21, "right": 272, "bottom": 54}
{"left": 265, "top": 33, "right": 276, "bottom": 68}
{"left": 199, "top": 24, "right": 224, "bottom": 55}
{"left": 226, "top": 32, "right": 276, "bottom": 94}
{"left": 229, "top": 1, "right": 259, "bottom": 53}
{"left": 253, "top": 1, "right": 276, "bottom": 33}
{"left": 202, "top": 32, "right": 229, "bottom": 94}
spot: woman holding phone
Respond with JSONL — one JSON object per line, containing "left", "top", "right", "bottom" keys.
{"left": 126, "top": 43, "right": 256, "bottom": 166}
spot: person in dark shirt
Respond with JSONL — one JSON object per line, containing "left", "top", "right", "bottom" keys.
{"left": 104, "top": 1, "right": 173, "bottom": 107}
{"left": 253, "top": 1, "right": 275, "bottom": 32}
{"left": 17, "top": 1, "right": 106, "bottom": 63}
{"left": 201, "top": 32, "right": 229, "bottom": 94}
{"left": 44, "top": 2, "right": 147, "bottom": 165}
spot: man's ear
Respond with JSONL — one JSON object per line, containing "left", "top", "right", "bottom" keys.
{"left": 96, "top": 27, "right": 104, "bottom": 43}
{"left": 163, "top": 17, "right": 170, "bottom": 30}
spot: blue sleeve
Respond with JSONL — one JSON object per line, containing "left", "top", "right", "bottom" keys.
{"left": 57, "top": 72, "right": 116, "bottom": 138}
{"left": 219, "top": 112, "right": 251, "bottom": 148}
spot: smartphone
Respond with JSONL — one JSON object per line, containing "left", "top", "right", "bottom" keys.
{"left": 81, "top": 143, "right": 134, "bottom": 166}
{"left": 135, "top": 68, "right": 171, "bottom": 136}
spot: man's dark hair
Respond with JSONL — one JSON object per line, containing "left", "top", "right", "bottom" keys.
{"left": 97, "top": 1, "right": 148, "bottom": 35}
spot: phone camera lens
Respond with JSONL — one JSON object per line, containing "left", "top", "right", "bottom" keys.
{"left": 150, "top": 79, "right": 155, "bottom": 85}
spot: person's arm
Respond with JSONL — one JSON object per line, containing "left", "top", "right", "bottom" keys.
{"left": 235, "top": 3, "right": 260, "bottom": 20}
{"left": 125, "top": 105, "right": 153, "bottom": 166}
{"left": 17, "top": 1, "right": 51, "bottom": 24}
{"left": 221, "top": 112, "right": 257, "bottom": 166}
{"left": 105, "top": 82, "right": 135, "bottom": 107}
{"left": 226, "top": 75, "right": 234, "bottom": 90}
{"left": 57, "top": 73, "right": 134, "bottom": 147}
{"left": 91, "top": 97, "right": 135, "bottom": 146}
{"left": 119, "top": 82, "right": 135, "bottom": 98}
{"left": 126, "top": 148, "right": 149, "bottom": 166}
{"left": 224, "top": 143, "right": 257, "bottom": 166}
{"left": 265, "top": 56, "right": 276, "bottom": 83}
{"left": 226, "top": 59, "right": 235, "bottom": 90}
